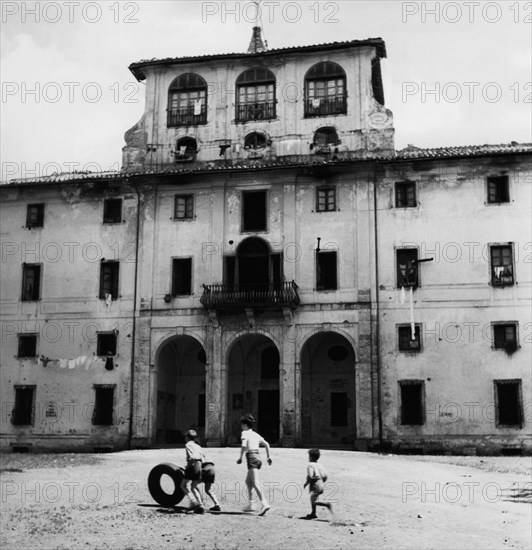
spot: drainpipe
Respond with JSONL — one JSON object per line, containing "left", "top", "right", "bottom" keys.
{"left": 373, "top": 165, "right": 383, "bottom": 448}
{"left": 128, "top": 179, "right": 141, "bottom": 450}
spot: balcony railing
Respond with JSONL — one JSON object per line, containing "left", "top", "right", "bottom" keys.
{"left": 304, "top": 96, "right": 347, "bottom": 117}
{"left": 236, "top": 101, "right": 276, "bottom": 123}
{"left": 167, "top": 108, "right": 207, "bottom": 127}
{"left": 200, "top": 281, "right": 300, "bottom": 310}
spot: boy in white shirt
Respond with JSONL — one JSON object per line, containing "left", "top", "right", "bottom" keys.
{"left": 236, "top": 414, "right": 272, "bottom": 516}
{"left": 303, "top": 448, "right": 333, "bottom": 519}
{"left": 180, "top": 430, "right": 205, "bottom": 513}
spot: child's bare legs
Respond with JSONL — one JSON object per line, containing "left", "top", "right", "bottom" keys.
{"left": 204, "top": 483, "right": 220, "bottom": 508}
{"left": 180, "top": 478, "right": 201, "bottom": 508}
{"left": 191, "top": 480, "right": 203, "bottom": 507}
{"left": 309, "top": 493, "right": 333, "bottom": 518}
{"left": 246, "top": 469, "right": 270, "bottom": 514}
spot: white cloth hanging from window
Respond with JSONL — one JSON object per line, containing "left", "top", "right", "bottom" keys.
{"left": 194, "top": 99, "right": 202, "bottom": 115}
{"left": 400, "top": 286, "right": 406, "bottom": 304}
{"left": 409, "top": 287, "right": 415, "bottom": 339}
{"left": 312, "top": 98, "right": 321, "bottom": 108}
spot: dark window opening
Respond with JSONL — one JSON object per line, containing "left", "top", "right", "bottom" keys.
{"left": 271, "top": 253, "right": 282, "bottom": 286}
{"left": 198, "top": 394, "right": 206, "bottom": 427}
{"left": 26, "top": 204, "right": 44, "bottom": 228}
{"left": 103, "top": 198, "right": 122, "bottom": 223}
{"left": 92, "top": 386, "right": 114, "bottom": 425}
{"left": 397, "top": 249, "right": 418, "bottom": 289}
{"left": 328, "top": 345, "right": 348, "bottom": 362}
{"left": 316, "top": 251, "right": 337, "bottom": 290}
{"left": 398, "top": 325, "right": 422, "bottom": 352}
{"left": 224, "top": 255, "right": 236, "bottom": 291}
{"left": 487, "top": 176, "right": 509, "bottom": 204}
{"left": 400, "top": 381, "right": 424, "bottom": 425}
{"left": 312, "top": 127, "right": 340, "bottom": 151}
{"left": 395, "top": 181, "right": 417, "bottom": 208}
{"left": 97, "top": 333, "right": 117, "bottom": 356}
{"left": 491, "top": 245, "right": 514, "bottom": 286}
{"left": 305, "top": 61, "right": 347, "bottom": 117}
{"left": 174, "top": 194, "right": 194, "bottom": 219}
{"left": 371, "top": 57, "right": 385, "bottom": 105}
{"left": 21, "top": 264, "right": 41, "bottom": 301}
{"left": 242, "top": 191, "right": 267, "bottom": 232}
{"left": 172, "top": 258, "right": 192, "bottom": 296}
{"left": 12, "top": 386, "right": 35, "bottom": 426}
{"left": 175, "top": 138, "right": 198, "bottom": 161}
{"left": 493, "top": 324, "right": 517, "bottom": 351}
{"left": 495, "top": 380, "right": 522, "bottom": 427}
{"left": 316, "top": 187, "right": 336, "bottom": 212}
{"left": 167, "top": 73, "right": 207, "bottom": 127}
{"left": 244, "top": 132, "right": 269, "bottom": 150}
{"left": 99, "top": 261, "right": 119, "bottom": 300}
{"left": 18, "top": 334, "right": 37, "bottom": 358}
{"left": 261, "top": 346, "right": 279, "bottom": 379}
{"left": 331, "top": 392, "right": 348, "bottom": 426}
{"left": 236, "top": 68, "right": 276, "bottom": 122}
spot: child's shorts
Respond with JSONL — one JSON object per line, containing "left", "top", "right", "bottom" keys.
{"left": 309, "top": 479, "right": 324, "bottom": 495}
{"left": 202, "top": 462, "right": 215, "bottom": 484}
{"left": 184, "top": 459, "right": 202, "bottom": 481}
{"left": 246, "top": 451, "right": 262, "bottom": 470}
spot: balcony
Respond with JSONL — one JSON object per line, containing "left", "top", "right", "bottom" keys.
{"left": 167, "top": 108, "right": 207, "bottom": 127}
{"left": 304, "top": 96, "right": 347, "bottom": 117}
{"left": 236, "top": 101, "right": 276, "bottom": 123}
{"left": 200, "top": 281, "right": 300, "bottom": 311}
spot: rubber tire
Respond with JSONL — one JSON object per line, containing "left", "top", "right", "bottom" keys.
{"left": 147, "top": 462, "right": 185, "bottom": 507}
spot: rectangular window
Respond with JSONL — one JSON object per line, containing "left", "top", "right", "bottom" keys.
{"left": 99, "top": 261, "right": 119, "bottom": 300}
{"left": 316, "top": 251, "right": 337, "bottom": 290}
{"left": 174, "top": 195, "right": 194, "bottom": 219}
{"left": 495, "top": 380, "right": 523, "bottom": 427}
{"left": 224, "top": 256, "right": 236, "bottom": 291}
{"left": 18, "top": 334, "right": 37, "bottom": 358}
{"left": 331, "top": 392, "right": 348, "bottom": 426}
{"left": 198, "top": 394, "right": 206, "bottom": 427}
{"left": 490, "top": 245, "right": 514, "bottom": 286}
{"left": 399, "top": 381, "right": 424, "bottom": 425}
{"left": 92, "top": 386, "right": 115, "bottom": 426}
{"left": 493, "top": 323, "right": 518, "bottom": 351}
{"left": 97, "top": 333, "right": 117, "bottom": 356}
{"left": 242, "top": 190, "right": 267, "bottom": 232}
{"left": 487, "top": 176, "right": 509, "bottom": 204}
{"left": 398, "top": 325, "right": 422, "bottom": 352}
{"left": 103, "top": 198, "right": 122, "bottom": 223}
{"left": 316, "top": 187, "right": 336, "bottom": 212}
{"left": 26, "top": 204, "right": 44, "bottom": 228}
{"left": 12, "top": 386, "right": 35, "bottom": 426}
{"left": 21, "top": 264, "right": 41, "bottom": 301}
{"left": 172, "top": 258, "right": 192, "bottom": 296}
{"left": 396, "top": 249, "right": 418, "bottom": 289}
{"left": 395, "top": 181, "right": 416, "bottom": 208}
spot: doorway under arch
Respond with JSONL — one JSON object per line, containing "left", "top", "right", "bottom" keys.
{"left": 300, "top": 331, "right": 356, "bottom": 446}
{"left": 156, "top": 335, "right": 206, "bottom": 444}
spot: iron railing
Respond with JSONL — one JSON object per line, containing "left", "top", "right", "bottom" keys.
{"left": 167, "top": 108, "right": 207, "bottom": 127}
{"left": 304, "top": 96, "right": 347, "bottom": 117}
{"left": 235, "top": 101, "right": 276, "bottom": 122}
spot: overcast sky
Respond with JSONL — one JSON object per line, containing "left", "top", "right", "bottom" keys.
{"left": 1, "top": 0, "right": 531, "bottom": 180}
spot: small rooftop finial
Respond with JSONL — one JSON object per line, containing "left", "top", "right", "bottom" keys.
{"left": 247, "top": 26, "right": 266, "bottom": 53}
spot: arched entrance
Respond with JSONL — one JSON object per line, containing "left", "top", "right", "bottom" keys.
{"left": 226, "top": 334, "right": 280, "bottom": 445}
{"left": 300, "top": 332, "right": 356, "bottom": 446}
{"left": 156, "top": 335, "right": 206, "bottom": 444}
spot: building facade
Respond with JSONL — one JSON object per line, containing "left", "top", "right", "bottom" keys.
{"left": 1, "top": 31, "right": 530, "bottom": 454}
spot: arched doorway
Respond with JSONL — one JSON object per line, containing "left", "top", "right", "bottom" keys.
{"left": 300, "top": 332, "right": 356, "bottom": 446}
{"left": 156, "top": 335, "right": 206, "bottom": 444}
{"left": 226, "top": 334, "right": 280, "bottom": 445}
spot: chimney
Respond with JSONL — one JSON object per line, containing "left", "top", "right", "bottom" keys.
{"left": 247, "top": 26, "right": 266, "bottom": 53}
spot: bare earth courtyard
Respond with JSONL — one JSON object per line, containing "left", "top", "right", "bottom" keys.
{"left": 1, "top": 449, "right": 530, "bottom": 550}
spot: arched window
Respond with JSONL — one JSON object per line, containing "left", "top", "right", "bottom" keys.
{"left": 175, "top": 137, "right": 198, "bottom": 162}
{"left": 313, "top": 127, "right": 340, "bottom": 147}
{"left": 236, "top": 68, "right": 276, "bottom": 122}
{"left": 167, "top": 73, "right": 207, "bottom": 127}
{"left": 304, "top": 61, "right": 347, "bottom": 117}
{"left": 244, "top": 132, "right": 270, "bottom": 150}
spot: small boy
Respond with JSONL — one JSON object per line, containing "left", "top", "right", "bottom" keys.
{"left": 236, "top": 414, "right": 272, "bottom": 516}
{"left": 303, "top": 448, "right": 333, "bottom": 519}
{"left": 201, "top": 461, "right": 221, "bottom": 512}
{"left": 180, "top": 430, "right": 205, "bottom": 513}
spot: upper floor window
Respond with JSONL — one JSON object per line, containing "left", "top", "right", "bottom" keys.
{"left": 236, "top": 68, "right": 276, "bottom": 122}
{"left": 21, "top": 264, "right": 41, "bottom": 301}
{"left": 172, "top": 258, "right": 193, "bottom": 296}
{"left": 312, "top": 127, "right": 340, "bottom": 153}
{"left": 398, "top": 325, "right": 422, "bottom": 352}
{"left": 395, "top": 181, "right": 417, "bottom": 208}
{"left": 304, "top": 61, "right": 347, "bottom": 118}
{"left": 175, "top": 137, "right": 198, "bottom": 162}
{"left": 490, "top": 244, "right": 514, "bottom": 286}
{"left": 493, "top": 323, "right": 518, "bottom": 353}
{"left": 242, "top": 190, "right": 267, "bottom": 232}
{"left": 18, "top": 334, "right": 38, "bottom": 358}
{"left": 487, "top": 175, "right": 510, "bottom": 204}
{"left": 396, "top": 248, "right": 418, "bottom": 289}
{"left": 26, "top": 204, "right": 44, "bottom": 228}
{"left": 174, "top": 194, "right": 194, "bottom": 219}
{"left": 316, "top": 187, "right": 336, "bottom": 212}
{"left": 316, "top": 250, "right": 337, "bottom": 291}
{"left": 167, "top": 73, "right": 207, "bottom": 127}
{"left": 99, "top": 261, "right": 119, "bottom": 300}
{"left": 244, "top": 132, "right": 269, "bottom": 150}
{"left": 103, "top": 198, "right": 122, "bottom": 224}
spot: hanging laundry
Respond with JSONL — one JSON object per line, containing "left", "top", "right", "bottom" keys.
{"left": 59, "top": 359, "right": 68, "bottom": 369}
{"left": 409, "top": 287, "right": 415, "bottom": 339}
{"left": 194, "top": 99, "right": 202, "bottom": 115}
{"left": 400, "top": 286, "right": 406, "bottom": 304}
{"left": 312, "top": 98, "right": 321, "bottom": 108}
{"left": 105, "top": 293, "right": 112, "bottom": 308}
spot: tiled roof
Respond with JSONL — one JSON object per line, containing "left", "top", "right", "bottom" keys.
{"left": 2, "top": 144, "right": 530, "bottom": 186}
{"left": 129, "top": 38, "right": 387, "bottom": 81}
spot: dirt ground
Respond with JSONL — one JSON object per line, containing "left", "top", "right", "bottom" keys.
{"left": 1, "top": 449, "right": 530, "bottom": 550}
